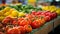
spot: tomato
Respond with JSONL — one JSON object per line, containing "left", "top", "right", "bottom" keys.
{"left": 2, "top": 19, "right": 10, "bottom": 24}
{"left": 25, "top": 14, "right": 34, "bottom": 19}
{"left": 45, "top": 12, "right": 53, "bottom": 19}
{"left": 12, "top": 20, "right": 17, "bottom": 25}
{"left": 27, "top": 19, "right": 32, "bottom": 25}
{"left": 0, "top": 23, "right": 3, "bottom": 28}
{"left": 52, "top": 12, "right": 57, "bottom": 18}
{"left": 36, "top": 11, "right": 42, "bottom": 15}
{"left": 41, "top": 11, "right": 53, "bottom": 19}
{"left": 24, "top": 18, "right": 32, "bottom": 25}
{"left": 18, "top": 18, "right": 24, "bottom": 25}
{"left": 39, "top": 16, "right": 46, "bottom": 24}
{"left": 0, "top": 32, "right": 4, "bottom": 34}
{"left": 5, "top": 16, "right": 12, "bottom": 20}
{"left": 7, "top": 27, "right": 21, "bottom": 34}
{"left": 5, "top": 26, "right": 10, "bottom": 31}
{"left": 17, "top": 20, "right": 21, "bottom": 25}
{"left": 31, "top": 11, "right": 36, "bottom": 15}
{"left": 18, "top": 26, "right": 26, "bottom": 34}
{"left": 41, "top": 12, "right": 46, "bottom": 15}
{"left": 30, "top": 20, "right": 41, "bottom": 29}
{"left": 44, "top": 16, "right": 51, "bottom": 22}
{"left": 2, "top": 16, "right": 12, "bottom": 24}
{"left": 19, "top": 19, "right": 29, "bottom": 26}
{"left": 24, "top": 25, "right": 32, "bottom": 33}
{"left": 18, "top": 18, "right": 24, "bottom": 21}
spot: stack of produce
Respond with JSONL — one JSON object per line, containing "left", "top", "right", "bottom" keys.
{"left": 0, "top": 6, "right": 5, "bottom": 10}
{"left": 0, "top": 7, "right": 25, "bottom": 21}
{"left": 0, "top": 7, "right": 57, "bottom": 34}
{"left": 42, "top": 6, "right": 60, "bottom": 15}
{"left": 9, "top": 5, "right": 60, "bottom": 16}
{"left": 9, "top": 4, "right": 42, "bottom": 13}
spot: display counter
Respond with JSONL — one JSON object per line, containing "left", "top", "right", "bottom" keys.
{"left": 29, "top": 16, "right": 60, "bottom": 34}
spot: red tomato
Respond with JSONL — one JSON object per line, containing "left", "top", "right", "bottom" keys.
{"left": 36, "top": 11, "right": 42, "bottom": 15}
{"left": 31, "top": 11, "right": 36, "bottom": 15}
{"left": 41, "top": 11, "right": 53, "bottom": 19}
{"left": 45, "top": 12, "right": 53, "bottom": 19}
{"left": 37, "top": 18, "right": 45, "bottom": 25}
{"left": 44, "top": 16, "right": 51, "bottom": 22}
{"left": 12, "top": 20, "right": 17, "bottom": 25}
{"left": 41, "top": 12, "right": 46, "bottom": 15}
{"left": 24, "top": 25, "right": 32, "bottom": 33}
{"left": 19, "top": 20, "right": 29, "bottom": 26}
{"left": 18, "top": 26, "right": 26, "bottom": 34}
{"left": 17, "top": 20, "right": 21, "bottom": 25}
{"left": 5, "top": 26, "right": 10, "bottom": 31}
{"left": 28, "top": 19, "right": 32, "bottom": 25}
{"left": 52, "top": 12, "right": 57, "bottom": 18}
{"left": 7, "top": 28, "right": 21, "bottom": 34}
{"left": 0, "top": 32, "right": 4, "bottom": 34}
{"left": 18, "top": 18, "right": 24, "bottom": 21}
{"left": 2, "top": 19, "right": 10, "bottom": 24}
{"left": 25, "top": 18, "right": 32, "bottom": 25}
{"left": 25, "top": 14, "right": 34, "bottom": 19}
{"left": 5, "top": 16, "right": 12, "bottom": 20}
{"left": 30, "top": 20, "right": 41, "bottom": 29}
{"left": 2, "top": 16, "right": 12, "bottom": 24}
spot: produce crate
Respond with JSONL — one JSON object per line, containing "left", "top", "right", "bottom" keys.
{"left": 28, "top": 16, "right": 60, "bottom": 34}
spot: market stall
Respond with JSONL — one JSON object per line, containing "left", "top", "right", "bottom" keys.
{"left": 0, "top": 0, "right": 60, "bottom": 34}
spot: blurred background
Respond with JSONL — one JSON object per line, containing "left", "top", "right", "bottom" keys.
{"left": 0, "top": 0, "right": 60, "bottom": 7}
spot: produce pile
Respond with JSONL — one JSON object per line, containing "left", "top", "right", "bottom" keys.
{"left": 0, "top": 4, "right": 42, "bottom": 13}
{"left": 42, "top": 6, "right": 60, "bottom": 15}
{"left": 0, "top": 5, "right": 59, "bottom": 34}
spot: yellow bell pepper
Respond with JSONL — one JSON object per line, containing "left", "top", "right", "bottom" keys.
{"left": 0, "top": 16, "right": 5, "bottom": 21}
{"left": 18, "top": 12, "right": 25, "bottom": 17}
{"left": 2, "top": 7, "right": 11, "bottom": 13}
{"left": 10, "top": 10, "right": 19, "bottom": 17}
